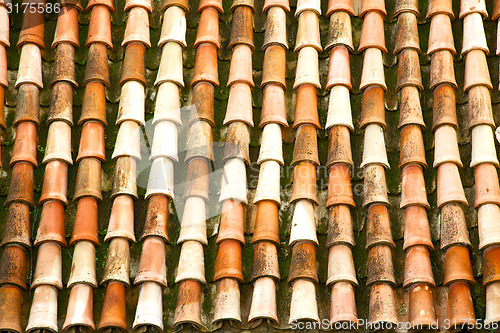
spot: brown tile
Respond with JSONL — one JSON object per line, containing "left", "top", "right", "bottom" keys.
{"left": 17, "top": 1, "right": 45, "bottom": 48}
{"left": 83, "top": 43, "right": 110, "bottom": 87}
{"left": 397, "top": 49, "right": 423, "bottom": 91}
{"left": 398, "top": 86, "right": 424, "bottom": 128}
{"left": 326, "top": 164, "right": 355, "bottom": 208}
{"left": 73, "top": 157, "right": 102, "bottom": 201}
{"left": 173, "top": 280, "right": 202, "bottom": 328}
{"left": 183, "top": 157, "right": 209, "bottom": 200}
{"left": 105, "top": 195, "right": 135, "bottom": 242}
{"left": 102, "top": 238, "right": 130, "bottom": 285}
{"left": 0, "top": 245, "right": 27, "bottom": 289}
{"left": 97, "top": 282, "right": 127, "bottom": 331}
{"left": 39, "top": 160, "right": 68, "bottom": 205}
{"left": 195, "top": 8, "right": 221, "bottom": 49}
{"left": 440, "top": 202, "right": 471, "bottom": 249}
{"left": 431, "top": 84, "right": 457, "bottom": 131}
{"left": 77, "top": 121, "right": 106, "bottom": 162}
{"left": 362, "top": 165, "right": 389, "bottom": 207}
{"left": 325, "top": 11, "right": 354, "bottom": 52}
{"left": 408, "top": 284, "right": 437, "bottom": 325}
{"left": 326, "top": 204, "right": 354, "bottom": 247}
{"left": 326, "top": 46, "right": 351, "bottom": 90}
{"left": 190, "top": 82, "right": 215, "bottom": 127}
{"left": 120, "top": 42, "right": 146, "bottom": 86}
{"left": 70, "top": 197, "right": 99, "bottom": 245}
{"left": 252, "top": 200, "right": 280, "bottom": 244}
{"left": 475, "top": 163, "right": 500, "bottom": 208}
{"left": 218, "top": 199, "right": 245, "bottom": 243}
{"left": 262, "top": 7, "right": 288, "bottom": 50}
{"left": 494, "top": 0, "right": 500, "bottom": 20}
{"left": 32, "top": 242, "right": 62, "bottom": 289}
{"left": 367, "top": 245, "right": 396, "bottom": 285}
{"left": 14, "top": 84, "right": 39, "bottom": 126}
{"left": 292, "top": 125, "right": 319, "bottom": 166}
{"left": 327, "top": 126, "right": 353, "bottom": 168}
{"left": 0, "top": 285, "right": 23, "bottom": 333}
{"left": 80, "top": 82, "right": 107, "bottom": 125}
{"left": 5, "top": 162, "right": 34, "bottom": 207}
{"left": 135, "top": 236, "right": 167, "bottom": 286}
{"left": 261, "top": 45, "right": 286, "bottom": 89}
{"left": 0, "top": 45, "right": 6, "bottom": 89}
{"left": 288, "top": 241, "right": 318, "bottom": 283}
{"left": 293, "top": 84, "right": 319, "bottom": 129}
{"left": 483, "top": 245, "right": 500, "bottom": 285}
{"left": 223, "top": 83, "right": 253, "bottom": 126}
{"left": 214, "top": 239, "right": 244, "bottom": 282}
{"left": 360, "top": 0, "right": 386, "bottom": 17}
{"left": 329, "top": 282, "right": 357, "bottom": 323}
{"left": 400, "top": 164, "right": 429, "bottom": 209}
{"left": 48, "top": 82, "right": 73, "bottom": 124}
{"left": 260, "top": 84, "right": 288, "bottom": 127}
{"left": 87, "top": 0, "right": 115, "bottom": 11}
{"left": 359, "top": 12, "right": 387, "bottom": 53}
{"left": 52, "top": 6, "right": 79, "bottom": 48}
{"left": 124, "top": 0, "right": 153, "bottom": 12}
{"left": 393, "top": 0, "right": 419, "bottom": 17}
{"left": 60, "top": 0, "right": 83, "bottom": 10}
{"left": 228, "top": 45, "right": 254, "bottom": 87}
{"left": 366, "top": 203, "right": 395, "bottom": 248}
{"left": 111, "top": 157, "right": 138, "bottom": 199}
{"left": 142, "top": 195, "right": 169, "bottom": 242}
{"left": 230, "top": 0, "right": 255, "bottom": 12}
{"left": 213, "top": 278, "right": 242, "bottom": 324}
{"left": 86, "top": 5, "right": 112, "bottom": 48}
{"left": 290, "top": 162, "right": 317, "bottom": 204}
{"left": 251, "top": 241, "right": 280, "bottom": 280}
{"left": 394, "top": 12, "right": 419, "bottom": 54}
{"left": 443, "top": 245, "right": 474, "bottom": 285}
{"left": 327, "top": 244, "right": 357, "bottom": 285}
{"left": 326, "top": 0, "right": 353, "bottom": 17}
{"left": 403, "top": 205, "right": 433, "bottom": 250}
{"left": 229, "top": 6, "right": 254, "bottom": 49}
{"left": 467, "top": 85, "right": 495, "bottom": 129}
{"left": 426, "top": 0, "right": 454, "bottom": 19}
{"left": 360, "top": 86, "right": 386, "bottom": 129}
{"left": 368, "top": 283, "right": 398, "bottom": 324}
{"left": 427, "top": 14, "right": 455, "bottom": 55}
{"left": 0, "top": 203, "right": 31, "bottom": 248}
{"left": 51, "top": 44, "right": 77, "bottom": 88}
{"left": 191, "top": 43, "right": 219, "bottom": 86}
{"left": 10, "top": 121, "right": 38, "bottom": 168}
{"left": 62, "top": 284, "right": 95, "bottom": 331}
{"left": 436, "top": 162, "right": 467, "bottom": 208}
{"left": 403, "top": 245, "right": 435, "bottom": 287}
{"left": 447, "top": 281, "right": 475, "bottom": 324}
{"left": 34, "top": 201, "right": 65, "bottom": 247}
{"left": 163, "top": 0, "right": 189, "bottom": 12}
{"left": 295, "top": 11, "right": 321, "bottom": 52}
{"left": 0, "top": 8, "right": 9, "bottom": 48}
{"left": 122, "top": 7, "right": 151, "bottom": 47}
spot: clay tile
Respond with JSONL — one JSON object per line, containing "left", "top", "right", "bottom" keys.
{"left": 289, "top": 200, "right": 319, "bottom": 245}
{"left": 447, "top": 281, "right": 475, "bottom": 324}
{"left": 468, "top": 85, "right": 494, "bottom": 129}
{"left": 290, "top": 162, "right": 317, "bottom": 204}
{"left": 5, "top": 162, "right": 34, "bottom": 207}
{"left": 87, "top": 0, "right": 115, "bottom": 11}
{"left": 83, "top": 43, "right": 110, "bottom": 87}
{"left": 427, "top": 14, "right": 455, "bottom": 55}
{"left": 52, "top": 6, "right": 80, "bottom": 48}
{"left": 261, "top": 45, "right": 286, "bottom": 89}
{"left": 194, "top": 8, "right": 219, "bottom": 49}
{"left": 358, "top": 12, "right": 386, "bottom": 53}
{"left": 177, "top": 197, "right": 207, "bottom": 245}
{"left": 478, "top": 204, "right": 500, "bottom": 250}
{"left": 326, "top": 46, "right": 351, "bottom": 90}
{"left": 463, "top": 13, "right": 488, "bottom": 57}
{"left": 326, "top": 244, "right": 357, "bottom": 285}
{"left": 223, "top": 121, "right": 250, "bottom": 164}
{"left": 14, "top": 84, "right": 39, "bottom": 126}
{"left": 0, "top": 7, "right": 9, "bottom": 48}
{"left": 326, "top": 164, "right": 355, "bottom": 208}
{"left": 294, "top": 48, "right": 321, "bottom": 89}
{"left": 366, "top": 245, "right": 396, "bottom": 286}
{"left": 397, "top": 49, "right": 423, "bottom": 91}
{"left": 219, "top": 158, "right": 248, "bottom": 203}
{"left": 0, "top": 285, "right": 23, "bottom": 333}
{"left": 330, "top": 282, "right": 358, "bottom": 324}
{"left": 191, "top": 43, "right": 218, "bottom": 87}
{"left": 80, "top": 82, "right": 107, "bottom": 125}
{"left": 433, "top": 125, "right": 461, "bottom": 168}
{"left": 0, "top": 245, "right": 27, "bottom": 289}
{"left": 43, "top": 121, "right": 72, "bottom": 164}
{"left": 464, "top": 50, "right": 492, "bottom": 91}
{"left": 426, "top": 0, "right": 453, "bottom": 19}
{"left": 155, "top": 42, "right": 184, "bottom": 87}
{"left": 16, "top": 44, "right": 42, "bottom": 89}
{"left": 0, "top": 203, "right": 30, "bottom": 248}
{"left": 408, "top": 284, "right": 437, "bottom": 325}
{"left": 141, "top": 195, "right": 169, "bottom": 241}
{"left": 154, "top": 85, "right": 181, "bottom": 125}
{"left": 494, "top": 0, "right": 500, "bottom": 20}
{"left": 0, "top": 46, "right": 6, "bottom": 88}
{"left": 360, "top": 86, "right": 386, "bottom": 129}
{"left": 252, "top": 200, "right": 280, "bottom": 244}
{"left": 326, "top": 11, "right": 354, "bottom": 52}
{"left": 443, "top": 245, "right": 475, "bottom": 285}
{"left": 293, "top": 84, "right": 320, "bottom": 129}
{"left": 228, "top": 45, "right": 254, "bottom": 87}
{"left": 475, "top": 163, "right": 500, "bottom": 208}
{"left": 399, "top": 124, "right": 427, "bottom": 168}
{"left": 254, "top": 161, "right": 281, "bottom": 204}
{"left": 471, "top": 125, "right": 499, "bottom": 167}
{"left": 187, "top": 82, "right": 214, "bottom": 126}
{"left": 326, "top": 204, "right": 355, "bottom": 247}
{"left": 327, "top": 126, "right": 353, "bottom": 168}
{"left": 122, "top": 8, "right": 151, "bottom": 47}
{"left": 111, "top": 157, "right": 138, "bottom": 199}
{"left": 292, "top": 125, "right": 319, "bottom": 166}
{"left": 39, "top": 161, "right": 69, "bottom": 205}
{"left": 260, "top": 84, "right": 288, "bottom": 127}
{"left": 101, "top": 238, "right": 131, "bottom": 286}
{"left": 217, "top": 199, "right": 245, "bottom": 243}
{"left": 33, "top": 201, "right": 65, "bottom": 247}
{"left": 486, "top": 282, "right": 500, "bottom": 323}
{"left": 361, "top": 124, "right": 389, "bottom": 169}
{"left": 150, "top": 121, "right": 178, "bottom": 162}
{"left": 398, "top": 86, "right": 425, "bottom": 128}
{"left": 288, "top": 279, "right": 320, "bottom": 323}
{"left": 432, "top": 84, "right": 457, "bottom": 131}
{"left": 326, "top": 0, "right": 353, "bottom": 16}
{"left": 394, "top": 12, "right": 420, "bottom": 54}
{"left": 105, "top": 195, "right": 136, "bottom": 242}
{"left": 223, "top": 82, "right": 254, "bottom": 126}
{"left": 229, "top": 6, "right": 254, "bottom": 49}
{"left": 182, "top": 158, "right": 209, "bottom": 200}
{"left": 175, "top": 241, "right": 206, "bottom": 284}
{"left": 257, "top": 123, "right": 284, "bottom": 165}
{"left": 288, "top": 241, "right": 318, "bottom": 283}
{"left": 250, "top": 241, "right": 280, "bottom": 280}
{"left": 295, "top": 0, "right": 321, "bottom": 17}
{"left": 77, "top": 121, "right": 106, "bottom": 163}
{"left": 248, "top": 277, "right": 278, "bottom": 323}
{"left": 262, "top": 7, "right": 288, "bottom": 50}
{"left": 111, "top": 121, "right": 141, "bottom": 160}
{"left": 62, "top": 283, "right": 95, "bottom": 331}
{"left": 295, "top": 11, "right": 321, "bottom": 52}
{"left": 403, "top": 205, "right": 433, "bottom": 250}
{"left": 120, "top": 43, "right": 146, "bottom": 86}
{"left": 212, "top": 278, "right": 242, "bottom": 324}
{"left": 436, "top": 163, "right": 467, "bottom": 207}
{"left": 133, "top": 282, "right": 164, "bottom": 330}
{"left": 440, "top": 202, "right": 471, "bottom": 249}
{"left": 70, "top": 197, "right": 99, "bottom": 245}
{"left": 393, "top": 0, "right": 419, "bottom": 17}
{"left": 31, "top": 242, "right": 62, "bottom": 289}
{"left": 366, "top": 204, "right": 395, "bottom": 248}
{"left": 484, "top": 245, "right": 500, "bottom": 286}
{"left": 10, "top": 121, "right": 38, "bottom": 168}
{"left": 173, "top": 280, "right": 203, "bottom": 328}
{"left": 459, "top": 0, "right": 487, "bottom": 18}
{"left": 134, "top": 236, "right": 167, "bottom": 286}
{"left": 17, "top": 3, "right": 45, "bottom": 48}
{"left": 214, "top": 240, "right": 244, "bottom": 282}
{"left": 73, "top": 157, "right": 103, "bottom": 201}
{"left": 231, "top": 0, "right": 254, "bottom": 12}
{"left": 158, "top": 8, "right": 186, "bottom": 48}
{"left": 362, "top": 165, "right": 389, "bottom": 207}
{"left": 60, "top": 0, "right": 84, "bottom": 10}
{"left": 97, "top": 282, "right": 127, "bottom": 331}
{"left": 360, "top": 0, "right": 386, "bottom": 17}
{"left": 368, "top": 283, "right": 398, "bottom": 325}
{"left": 403, "top": 245, "right": 435, "bottom": 287}
{"left": 359, "top": 48, "right": 386, "bottom": 90}
{"left": 86, "top": 5, "right": 112, "bottom": 48}
{"left": 25, "top": 285, "right": 58, "bottom": 332}
{"left": 263, "top": 0, "right": 289, "bottom": 11}
{"left": 125, "top": 0, "right": 152, "bottom": 12}
{"left": 163, "top": 0, "right": 189, "bottom": 12}
{"left": 327, "top": 87, "right": 354, "bottom": 131}
{"left": 184, "top": 121, "right": 214, "bottom": 162}
{"left": 65, "top": 244, "right": 96, "bottom": 290}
